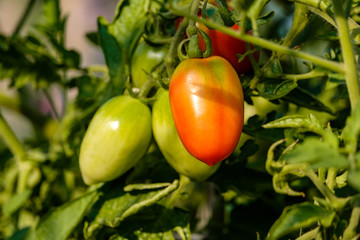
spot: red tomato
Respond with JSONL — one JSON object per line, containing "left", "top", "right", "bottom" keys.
{"left": 175, "top": 14, "right": 259, "bottom": 74}
{"left": 169, "top": 56, "right": 244, "bottom": 166}
{"left": 198, "top": 23, "right": 259, "bottom": 74}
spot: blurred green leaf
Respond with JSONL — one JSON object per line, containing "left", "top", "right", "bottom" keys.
{"left": 97, "top": 17, "right": 125, "bottom": 91}
{"left": 25, "top": 190, "right": 98, "bottom": 240}
{"left": 0, "top": 36, "right": 62, "bottom": 88}
{"left": 86, "top": 32, "right": 99, "bottom": 45}
{"left": 267, "top": 202, "right": 336, "bottom": 240}
{"left": 2, "top": 189, "right": 32, "bottom": 217}
{"left": 348, "top": 169, "right": 360, "bottom": 191}
{"left": 282, "top": 138, "right": 349, "bottom": 169}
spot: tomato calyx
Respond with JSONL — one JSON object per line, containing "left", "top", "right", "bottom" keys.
{"left": 177, "top": 26, "right": 213, "bottom": 60}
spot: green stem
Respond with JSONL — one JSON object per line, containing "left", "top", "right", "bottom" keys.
{"left": 247, "top": 0, "right": 271, "bottom": 20}
{"left": 246, "top": 43, "right": 261, "bottom": 76}
{"left": 342, "top": 197, "right": 360, "bottom": 240}
{"left": 165, "top": 16, "right": 188, "bottom": 76}
{"left": 279, "top": 70, "right": 328, "bottom": 81}
{"left": 332, "top": 0, "right": 360, "bottom": 110}
{"left": 170, "top": 6, "right": 345, "bottom": 73}
{"left": 305, "top": 169, "right": 338, "bottom": 203}
{"left": 11, "top": 0, "right": 36, "bottom": 38}
{"left": 247, "top": 0, "right": 271, "bottom": 37}
{"left": 166, "top": 175, "right": 193, "bottom": 208}
{"left": 187, "top": 0, "right": 202, "bottom": 31}
{"left": 0, "top": 111, "right": 26, "bottom": 162}
{"left": 138, "top": 77, "right": 155, "bottom": 98}
{"left": 250, "top": 18, "right": 259, "bottom": 37}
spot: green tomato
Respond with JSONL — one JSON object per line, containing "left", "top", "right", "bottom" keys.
{"left": 131, "top": 41, "right": 168, "bottom": 88}
{"left": 152, "top": 89, "right": 220, "bottom": 182}
{"left": 79, "top": 95, "right": 152, "bottom": 185}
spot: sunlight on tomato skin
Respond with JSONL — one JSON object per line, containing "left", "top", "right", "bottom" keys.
{"left": 169, "top": 56, "right": 244, "bottom": 166}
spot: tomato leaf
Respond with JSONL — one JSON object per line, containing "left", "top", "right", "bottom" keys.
{"left": 85, "top": 179, "right": 179, "bottom": 237}
{"left": 243, "top": 113, "right": 285, "bottom": 142}
{"left": 97, "top": 17, "right": 125, "bottom": 92}
{"left": 105, "top": 205, "right": 190, "bottom": 240}
{"left": 267, "top": 202, "right": 336, "bottom": 240}
{"left": 97, "top": 0, "right": 163, "bottom": 91}
{"left": 24, "top": 190, "right": 99, "bottom": 240}
{"left": 263, "top": 114, "right": 324, "bottom": 135}
{"left": 282, "top": 138, "right": 349, "bottom": 169}
{"left": 257, "top": 79, "right": 297, "bottom": 100}
{"left": 283, "top": 87, "right": 334, "bottom": 114}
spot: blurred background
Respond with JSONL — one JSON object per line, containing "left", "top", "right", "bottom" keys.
{"left": 0, "top": 0, "right": 118, "bottom": 66}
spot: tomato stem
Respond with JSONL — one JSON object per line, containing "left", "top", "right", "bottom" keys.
{"left": 332, "top": 0, "right": 360, "bottom": 110}
{"left": 342, "top": 197, "right": 360, "bottom": 240}
{"left": 305, "top": 169, "right": 349, "bottom": 211}
{"left": 0, "top": 111, "right": 26, "bottom": 163}
{"left": 187, "top": 0, "right": 202, "bottom": 32}
{"left": 170, "top": 5, "right": 345, "bottom": 74}
{"left": 165, "top": 175, "right": 193, "bottom": 208}
{"left": 165, "top": 16, "right": 188, "bottom": 76}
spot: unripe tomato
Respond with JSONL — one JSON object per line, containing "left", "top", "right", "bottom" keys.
{"left": 198, "top": 23, "right": 259, "bottom": 74}
{"left": 169, "top": 56, "right": 244, "bottom": 166}
{"left": 79, "top": 95, "right": 152, "bottom": 185}
{"left": 152, "top": 89, "right": 220, "bottom": 181}
{"left": 131, "top": 40, "right": 168, "bottom": 88}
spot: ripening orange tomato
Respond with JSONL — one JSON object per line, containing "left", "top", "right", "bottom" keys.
{"left": 169, "top": 56, "right": 244, "bottom": 166}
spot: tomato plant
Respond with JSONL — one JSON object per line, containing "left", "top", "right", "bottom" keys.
{"left": 169, "top": 56, "right": 244, "bottom": 166}
{"left": 1, "top": 0, "right": 360, "bottom": 239}
{"left": 79, "top": 95, "right": 152, "bottom": 185}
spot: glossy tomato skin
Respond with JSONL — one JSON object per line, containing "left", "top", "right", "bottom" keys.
{"left": 153, "top": 89, "right": 220, "bottom": 181}
{"left": 131, "top": 41, "right": 168, "bottom": 88}
{"left": 79, "top": 95, "right": 152, "bottom": 185}
{"left": 199, "top": 24, "right": 259, "bottom": 74}
{"left": 169, "top": 56, "right": 244, "bottom": 166}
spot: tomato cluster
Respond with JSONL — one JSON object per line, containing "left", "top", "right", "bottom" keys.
{"left": 79, "top": 15, "right": 248, "bottom": 184}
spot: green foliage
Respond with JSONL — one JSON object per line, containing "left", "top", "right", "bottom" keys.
{"left": 267, "top": 202, "right": 336, "bottom": 240}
